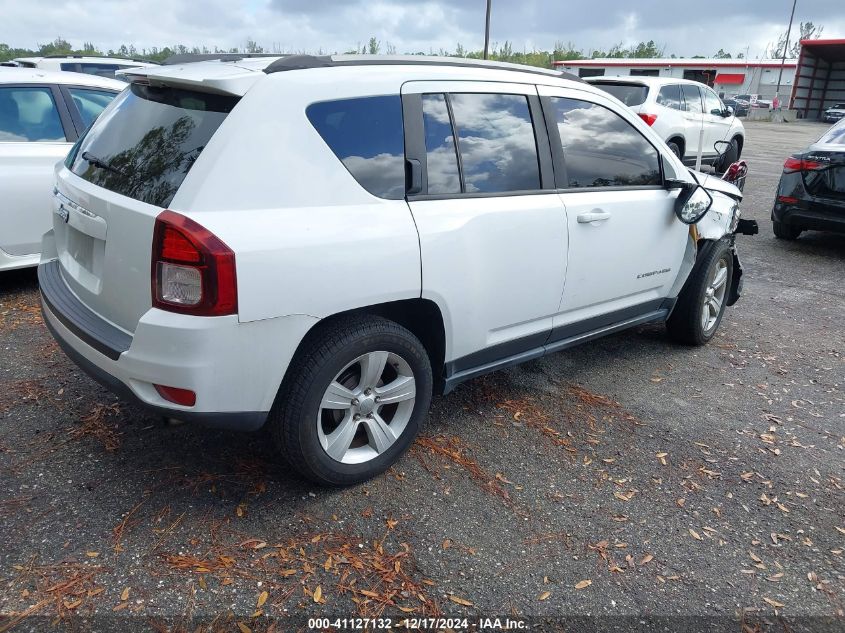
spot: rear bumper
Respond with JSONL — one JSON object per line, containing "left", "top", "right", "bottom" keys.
{"left": 772, "top": 201, "right": 845, "bottom": 234}
{"left": 39, "top": 260, "right": 318, "bottom": 431}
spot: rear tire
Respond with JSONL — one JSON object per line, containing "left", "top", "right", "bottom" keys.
{"left": 269, "top": 315, "right": 432, "bottom": 486}
{"left": 667, "top": 240, "right": 733, "bottom": 346}
{"left": 667, "top": 140, "right": 682, "bottom": 159}
{"left": 773, "top": 220, "right": 802, "bottom": 240}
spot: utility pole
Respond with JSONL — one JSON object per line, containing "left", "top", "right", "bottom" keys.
{"left": 483, "top": 0, "right": 492, "bottom": 60}
{"left": 776, "top": 0, "right": 797, "bottom": 101}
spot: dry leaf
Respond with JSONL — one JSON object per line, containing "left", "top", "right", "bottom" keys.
{"left": 763, "top": 597, "right": 784, "bottom": 608}
{"left": 640, "top": 554, "right": 654, "bottom": 565}
{"left": 538, "top": 591, "right": 551, "bottom": 601}
{"left": 689, "top": 529, "right": 703, "bottom": 541}
{"left": 85, "top": 551, "right": 99, "bottom": 558}
{"left": 63, "top": 599, "right": 82, "bottom": 610}
{"left": 198, "top": 576, "right": 207, "bottom": 590}
{"left": 835, "top": 527, "right": 845, "bottom": 535}
{"left": 236, "top": 623, "right": 252, "bottom": 633}
{"left": 575, "top": 579, "right": 592, "bottom": 590}
{"left": 448, "top": 595, "right": 473, "bottom": 606}
{"left": 257, "top": 591, "right": 268, "bottom": 608}
{"left": 386, "top": 518, "right": 399, "bottom": 529}
{"left": 313, "top": 586, "right": 322, "bottom": 603}
{"left": 120, "top": 587, "right": 130, "bottom": 601}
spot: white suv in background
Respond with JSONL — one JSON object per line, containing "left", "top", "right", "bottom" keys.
{"left": 12, "top": 56, "right": 158, "bottom": 82}
{"left": 40, "top": 56, "right": 750, "bottom": 485}
{"left": 587, "top": 76, "right": 745, "bottom": 169}
{"left": 0, "top": 68, "right": 123, "bottom": 271}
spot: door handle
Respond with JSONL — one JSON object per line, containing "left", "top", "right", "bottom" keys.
{"left": 577, "top": 209, "right": 611, "bottom": 224}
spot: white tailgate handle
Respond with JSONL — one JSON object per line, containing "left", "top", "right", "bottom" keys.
{"left": 577, "top": 209, "right": 612, "bottom": 224}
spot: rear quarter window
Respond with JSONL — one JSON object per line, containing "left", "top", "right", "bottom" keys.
{"left": 306, "top": 95, "right": 405, "bottom": 200}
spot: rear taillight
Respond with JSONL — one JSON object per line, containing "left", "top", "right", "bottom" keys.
{"left": 151, "top": 210, "right": 237, "bottom": 316}
{"left": 638, "top": 113, "right": 658, "bottom": 126}
{"left": 783, "top": 156, "right": 825, "bottom": 173}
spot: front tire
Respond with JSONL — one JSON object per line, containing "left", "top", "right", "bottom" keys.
{"left": 667, "top": 240, "right": 733, "bottom": 346}
{"left": 269, "top": 315, "right": 432, "bottom": 486}
{"left": 773, "top": 220, "right": 802, "bottom": 240}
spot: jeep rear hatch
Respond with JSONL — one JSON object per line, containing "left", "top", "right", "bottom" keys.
{"left": 54, "top": 78, "right": 242, "bottom": 333}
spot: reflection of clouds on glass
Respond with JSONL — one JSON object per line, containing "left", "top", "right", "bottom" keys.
{"left": 553, "top": 98, "right": 660, "bottom": 188}
{"left": 450, "top": 93, "right": 540, "bottom": 193}
{"left": 342, "top": 152, "right": 406, "bottom": 200}
{"left": 308, "top": 95, "right": 406, "bottom": 199}
{"left": 422, "top": 94, "right": 461, "bottom": 194}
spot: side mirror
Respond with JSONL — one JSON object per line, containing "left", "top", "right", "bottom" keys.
{"left": 672, "top": 183, "right": 713, "bottom": 224}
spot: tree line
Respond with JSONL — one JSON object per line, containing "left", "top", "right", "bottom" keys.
{"left": 0, "top": 25, "right": 823, "bottom": 68}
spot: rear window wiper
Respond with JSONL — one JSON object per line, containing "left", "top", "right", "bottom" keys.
{"left": 82, "top": 151, "right": 126, "bottom": 177}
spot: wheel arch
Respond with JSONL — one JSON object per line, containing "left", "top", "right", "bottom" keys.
{"left": 279, "top": 298, "right": 448, "bottom": 397}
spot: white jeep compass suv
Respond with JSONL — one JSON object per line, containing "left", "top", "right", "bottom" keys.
{"left": 40, "top": 56, "right": 749, "bottom": 485}
{"left": 586, "top": 76, "right": 745, "bottom": 170}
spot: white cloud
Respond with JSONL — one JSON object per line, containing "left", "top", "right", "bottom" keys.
{"left": 0, "top": 0, "right": 843, "bottom": 59}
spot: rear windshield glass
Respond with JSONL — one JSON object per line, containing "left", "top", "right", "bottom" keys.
{"left": 819, "top": 121, "right": 845, "bottom": 145}
{"left": 68, "top": 83, "right": 237, "bottom": 207}
{"left": 591, "top": 82, "right": 649, "bottom": 107}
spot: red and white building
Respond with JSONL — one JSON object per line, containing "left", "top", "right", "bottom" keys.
{"left": 553, "top": 57, "right": 797, "bottom": 100}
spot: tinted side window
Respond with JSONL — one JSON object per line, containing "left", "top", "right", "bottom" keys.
{"left": 307, "top": 95, "right": 405, "bottom": 200}
{"left": 550, "top": 97, "right": 661, "bottom": 188}
{"left": 681, "top": 85, "right": 703, "bottom": 114}
{"left": 0, "top": 86, "right": 66, "bottom": 142}
{"left": 449, "top": 93, "right": 540, "bottom": 193}
{"left": 657, "top": 84, "right": 682, "bottom": 110}
{"left": 67, "top": 87, "right": 118, "bottom": 129}
{"left": 421, "top": 94, "right": 461, "bottom": 194}
{"left": 703, "top": 88, "right": 723, "bottom": 115}
{"left": 61, "top": 62, "right": 121, "bottom": 79}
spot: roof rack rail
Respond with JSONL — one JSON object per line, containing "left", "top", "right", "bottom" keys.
{"left": 262, "top": 54, "right": 583, "bottom": 82}
{"left": 162, "top": 53, "right": 281, "bottom": 65}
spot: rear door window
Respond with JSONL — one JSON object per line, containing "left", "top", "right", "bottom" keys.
{"left": 591, "top": 83, "right": 649, "bottom": 107}
{"left": 681, "top": 85, "right": 703, "bottom": 114}
{"left": 66, "top": 87, "right": 118, "bottom": 129}
{"left": 307, "top": 95, "right": 405, "bottom": 200}
{"left": 549, "top": 97, "right": 662, "bottom": 188}
{"left": 657, "top": 84, "right": 682, "bottom": 110}
{"left": 448, "top": 93, "right": 541, "bottom": 193}
{"left": 68, "top": 83, "right": 237, "bottom": 207}
{"left": 0, "top": 86, "right": 66, "bottom": 142}
{"left": 421, "top": 93, "right": 461, "bottom": 194}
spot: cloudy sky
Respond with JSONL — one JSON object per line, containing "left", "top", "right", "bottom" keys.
{"left": 1, "top": 0, "right": 843, "bottom": 58}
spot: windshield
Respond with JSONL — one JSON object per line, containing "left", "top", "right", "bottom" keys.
{"left": 831, "top": 104, "right": 845, "bottom": 109}
{"left": 590, "top": 82, "right": 649, "bottom": 107}
{"left": 68, "top": 83, "right": 238, "bottom": 207}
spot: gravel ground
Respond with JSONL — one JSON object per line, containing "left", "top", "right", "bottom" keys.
{"left": 1, "top": 120, "right": 843, "bottom": 632}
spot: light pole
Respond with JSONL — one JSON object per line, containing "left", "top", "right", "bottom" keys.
{"left": 775, "top": 0, "right": 798, "bottom": 106}
{"left": 483, "top": 0, "right": 492, "bottom": 60}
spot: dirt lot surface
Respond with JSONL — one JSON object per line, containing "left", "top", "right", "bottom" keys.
{"left": 1, "top": 120, "right": 842, "bottom": 632}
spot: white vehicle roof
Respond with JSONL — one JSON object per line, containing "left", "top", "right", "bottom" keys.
{"left": 585, "top": 75, "right": 713, "bottom": 88}
{"left": 119, "top": 54, "right": 594, "bottom": 97}
{"left": 0, "top": 66, "right": 126, "bottom": 90}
